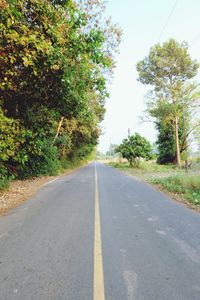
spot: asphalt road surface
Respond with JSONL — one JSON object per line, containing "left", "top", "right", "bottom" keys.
{"left": 0, "top": 162, "right": 200, "bottom": 300}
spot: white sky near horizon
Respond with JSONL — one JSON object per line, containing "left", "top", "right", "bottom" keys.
{"left": 98, "top": 0, "right": 200, "bottom": 153}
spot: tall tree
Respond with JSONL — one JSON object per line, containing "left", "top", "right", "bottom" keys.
{"left": 0, "top": 0, "right": 121, "bottom": 179}
{"left": 137, "top": 39, "right": 199, "bottom": 167}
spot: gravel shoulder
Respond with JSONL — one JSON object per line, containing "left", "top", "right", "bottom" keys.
{"left": 0, "top": 166, "right": 79, "bottom": 216}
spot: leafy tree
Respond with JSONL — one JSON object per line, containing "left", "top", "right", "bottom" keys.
{"left": 116, "top": 133, "right": 152, "bottom": 167}
{"left": 0, "top": 0, "right": 121, "bottom": 182}
{"left": 146, "top": 84, "right": 200, "bottom": 164}
{"left": 152, "top": 104, "right": 187, "bottom": 164}
{"left": 155, "top": 120, "right": 176, "bottom": 164}
{"left": 155, "top": 119, "right": 185, "bottom": 164}
{"left": 137, "top": 39, "right": 199, "bottom": 167}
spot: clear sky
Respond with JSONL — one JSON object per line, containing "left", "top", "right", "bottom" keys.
{"left": 98, "top": 0, "right": 200, "bottom": 153}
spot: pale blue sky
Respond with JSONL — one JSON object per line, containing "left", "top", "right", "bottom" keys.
{"left": 98, "top": 0, "right": 200, "bottom": 152}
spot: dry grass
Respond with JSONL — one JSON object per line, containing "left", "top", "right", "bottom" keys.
{"left": 108, "top": 160, "right": 200, "bottom": 211}
{"left": 0, "top": 176, "right": 55, "bottom": 216}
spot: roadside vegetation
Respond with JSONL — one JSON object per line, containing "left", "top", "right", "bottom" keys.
{"left": 0, "top": 0, "right": 121, "bottom": 189}
{"left": 115, "top": 133, "right": 152, "bottom": 167}
{"left": 152, "top": 175, "right": 200, "bottom": 205}
{"left": 137, "top": 39, "right": 200, "bottom": 168}
{"left": 108, "top": 160, "right": 200, "bottom": 208}
{"left": 105, "top": 38, "right": 200, "bottom": 210}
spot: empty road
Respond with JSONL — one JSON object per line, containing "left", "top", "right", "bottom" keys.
{"left": 0, "top": 162, "right": 200, "bottom": 299}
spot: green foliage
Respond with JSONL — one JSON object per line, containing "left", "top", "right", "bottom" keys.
{"left": 137, "top": 39, "right": 199, "bottom": 90}
{"left": 156, "top": 116, "right": 188, "bottom": 164}
{"left": 18, "top": 140, "right": 61, "bottom": 178}
{"left": 0, "top": 110, "right": 33, "bottom": 168}
{"left": 0, "top": 111, "right": 24, "bottom": 162}
{"left": 137, "top": 39, "right": 200, "bottom": 167}
{"left": 156, "top": 121, "right": 176, "bottom": 164}
{"left": 110, "top": 160, "right": 200, "bottom": 206}
{"left": 152, "top": 175, "right": 200, "bottom": 205}
{"left": 116, "top": 133, "right": 152, "bottom": 167}
{"left": 0, "top": 165, "right": 12, "bottom": 190}
{"left": 0, "top": 0, "right": 121, "bottom": 188}
{"left": 109, "top": 160, "right": 176, "bottom": 173}
{"left": 147, "top": 96, "right": 190, "bottom": 164}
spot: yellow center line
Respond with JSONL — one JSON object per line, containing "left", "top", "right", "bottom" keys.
{"left": 94, "top": 162, "right": 105, "bottom": 300}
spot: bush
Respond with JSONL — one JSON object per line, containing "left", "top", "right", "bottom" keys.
{"left": 0, "top": 165, "right": 12, "bottom": 190}
{"left": 18, "top": 140, "right": 61, "bottom": 178}
{"left": 0, "top": 0, "right": 120, "bottom": 184}
{"left": 116, "top": 133, "right": 152, "bottom": 167}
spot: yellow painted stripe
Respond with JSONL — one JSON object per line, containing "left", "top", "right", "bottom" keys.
{"left": 94, "top": 162, "right": 105, "bottom": 300}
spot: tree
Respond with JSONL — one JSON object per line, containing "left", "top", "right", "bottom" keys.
{"left": 156, "top": 120, "right": 176, "bottom": 164}
{"left": 147, "top": 83, "right": 200, "bottom": 164}
{"left": 137, "top": 39, "right": 199, "bottom": 167}
{"left": 0, "top": 0, "right": 121, "bottom": 180}
{"left": 116, "top": 133, "right": 152, "bottom": 167}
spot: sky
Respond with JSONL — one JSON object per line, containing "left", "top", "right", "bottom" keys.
{"left": 98, "top": 0, "right": 200, "bottom": 153}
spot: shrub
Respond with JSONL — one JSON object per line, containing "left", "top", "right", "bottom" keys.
{"left": 18, "top": 139, "right": 61, "bottom": 178}
{"left": 0, "top": 165, "right": 12, "bottom": 190}
{"left": 116, "top": 133, "right": 152, "bottom": 167}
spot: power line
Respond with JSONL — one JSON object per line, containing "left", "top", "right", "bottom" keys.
{"left": 158, "top": 0, "right": 179, "bottom": 42}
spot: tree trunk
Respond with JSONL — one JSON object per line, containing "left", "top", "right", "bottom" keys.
{"left": 175, "top": 115, "right": 181, "bottom": 168}
{"left": 52, "top": 117, "right": 64, "bottom": 145}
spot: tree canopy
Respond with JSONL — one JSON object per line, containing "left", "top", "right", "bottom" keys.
{"left": 137, "top": 39, "right": 199, "bottom": 91}
{"left": 137, "top": 39, "right": 200, "bottom": 167}
{"left": 0, "top": 0, "right": 121, "bottom": 183}
{"left": 116, "top": 133, "right": 152, "bottom": 167}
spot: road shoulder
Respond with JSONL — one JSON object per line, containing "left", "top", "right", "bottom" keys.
{"left": 107, "top": 162, "right": 200, "bottom": 214}
{"left": 0, "top": 164, "right": 85, "bottom": 216}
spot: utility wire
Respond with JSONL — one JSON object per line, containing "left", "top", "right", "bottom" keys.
{"left": 158, "top": 0, "right": 179, "bottom": 42}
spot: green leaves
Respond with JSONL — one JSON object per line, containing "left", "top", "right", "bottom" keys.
{"left": 116, "top": 133, "right": 152, "bottom": 167}
{"left": 137, "top": 39, "right": 200, "bottom": 167}
{"left": 0, "top": 0, "right": 120, "bottom": 181}
{"left": 137, "top": 39, "right": 199, "bottom": 92}
{"left": 0, "top": 110, "right": 29, "bottom": 163}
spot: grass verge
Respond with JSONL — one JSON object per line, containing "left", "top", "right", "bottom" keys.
{"left": 108, "top": 161, "right": 200, "bottom": 210}
{"left": 151, "top": 175, "right": 200, "bottom": 206}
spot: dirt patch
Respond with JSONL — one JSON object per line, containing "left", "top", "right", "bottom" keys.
{"left": 0, "top": 162, "right": 87, "bottom": 217}
{"left": 0, "top": 176, "right": 58, "bottom": 216}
